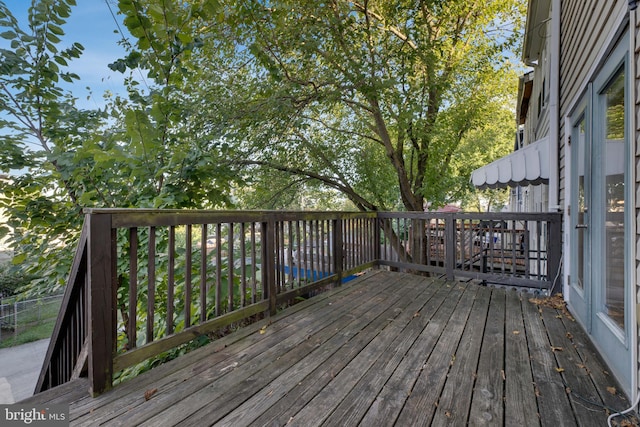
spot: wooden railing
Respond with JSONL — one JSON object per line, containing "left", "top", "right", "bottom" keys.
{"left": 35, "top": 209, "right": 378, "bottom": 396}
{"left": 34, "top": 209, "right": 561, "bottom": 397}
{"left": 377, "top": 212, "right": 562, "bottom": 289}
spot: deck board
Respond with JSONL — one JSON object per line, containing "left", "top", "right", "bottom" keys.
{"left": 394, "top": 283, "right": 479, "bottom": 426}
{"left": 540, "top": 305, "right": 616, "bottom": 425}
{"left": 431, "top": 285, "right": 491, "bottom": 426}
{"left": 522, "top": 291, "right": 576, "bottom": 426}
{"left": 468, "top": 288, "right": 506, "bottom": 425}
{"left": 22, "top": 270, "right": 634, "bottom": 426}
{"left": 504, "top": 289, "right": 540, "bottom": 426}
{"left": 359, "top": 277, "right": 467, "bottom": 426}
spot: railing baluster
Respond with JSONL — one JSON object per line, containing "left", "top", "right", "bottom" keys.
{"left": 147, "top": 226, "right": 156, "bottom": 343}
{"left": 200, "top": 224, "right": 207, "bottom": 323}
{"left": 216, "top": 223, "right": 222, "bottom": 316}
{"left": 445, "top": 214, "right": 456, "bottom": 281}
{"left": 167, "top": 225, "right": 175, "bottom": 335}
{"left": 240, "top": 222, "right": 247, "bottom": 307}
{"left": 261, "top": 219, "right": 277, "bottom": 315}
{"left": 287, "top": 222, "right": 294, "bottom": 287}
{"left": 185, "top": 224, "right": 192, "bottom": 328}
{"left": 228, "top": 223, "right": 234, "bottom": 312}
{"left": 276, "top": 221, "right": 284, "bottom": 291}
{"left": 308, "top": 220, "right": 314, "bottom": 280}
{"left": 500, "top": 222, "right": 506, "bottom": 273}
{"left": 358, "top": 218, "right": 364, "bottom": 266}
{"left": 524, "top": 221, "right": 530, "bottom": 278}
{"left": 537, "top": 220, "right": 543, "bottom": 280}
{"left": 511, "top": 220, "right": 518, "bottom": 274}
{"left": 302, "top": 220, "right": 308, "bottom": 281}
{"left": 128, "top": 227, "right": 138, "bottom": 350}
{"left": 321, "top": 220, "right": 326, "bottom": 278}
{"left": 294, "top": 221, "right": 301, "bottom": 284}
{"left": 316, "top": 221, "right": 322, "bottom": 279}
{"left": 333, "top": 218, "right": 343, "bottom": 282}
{"left": 251, "top": 223, "right": 257, "bottom": 303}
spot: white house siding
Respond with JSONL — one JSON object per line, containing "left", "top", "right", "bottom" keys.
{"left": 525, "top": 38, "right": 551, "bottom": 142}
{"left": 634, "top": 8, "right": 640, "bottom": 394}
{"left": 560, "top": 0, "right": 637, "bottom": 399}
{"left": 526, "top": 24, "right": 551, "bottom": 213}
{"left": 559, "top": 1, "right": 620, "bottom": 206}
{"left": 513, "top": 3, "right": 551, "bottom": 214}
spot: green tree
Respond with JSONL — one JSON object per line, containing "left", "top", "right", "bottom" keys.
{"left": 0, "top": 0, "right": 99, "bottom": 295}
{"left": 0, "top": 0, "right": 237, "bottom": 296}
{"left": 209, "top": 0, "right": 525, "bottom": 211}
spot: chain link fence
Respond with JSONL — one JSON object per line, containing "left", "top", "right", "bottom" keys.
{"left": 0, "top": 294, "right": 63, "bottom": 341}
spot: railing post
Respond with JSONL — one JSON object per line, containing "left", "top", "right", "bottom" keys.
{"left": 332, "top": 218, "right": 343, "bottom": 283}
{"left": 262, "top": 219, "right": 277, "bottom": 316}
{"left": 373, "top": 215, "right": 381, "bottom": 264}
{"left": 87, "top": 212, "right": 115, "bottom": 396}
{"left": 445, "top": 213, "right": 456, "bottom": 281}
{"left": 547, "top": 213, "right": 563, "bottom": 292}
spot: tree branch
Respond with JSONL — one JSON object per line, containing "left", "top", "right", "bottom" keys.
{"left": 352, "top": 1, "right": 417, "bottom": 50}
{"left": 234, "top": 159, "right": 378, "bottom": 211}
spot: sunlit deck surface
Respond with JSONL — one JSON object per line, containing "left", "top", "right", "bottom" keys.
{"left": 23, "top": 270, "right": 634, "bottom": 426}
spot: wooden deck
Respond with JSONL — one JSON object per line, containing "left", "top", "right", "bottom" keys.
{"left": 23, "top": 270, "right": 634, "bottom": 426}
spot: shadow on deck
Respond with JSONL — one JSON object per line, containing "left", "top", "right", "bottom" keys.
{"left": 22, "top": 270, "right": 634, "bottom": 426}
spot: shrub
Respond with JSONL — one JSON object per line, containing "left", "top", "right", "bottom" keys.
{"left": 0, "top": 264, "right": 34, "bottom": 298}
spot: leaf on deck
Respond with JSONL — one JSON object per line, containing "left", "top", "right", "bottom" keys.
{"left": 144, "top": 388, "right": 158, "bottom": 401}
{"left": 529, "top": 293, "right": 575, "bottom": 321}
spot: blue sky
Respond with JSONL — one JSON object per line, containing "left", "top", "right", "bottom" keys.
{"left": 4, "top": 0, "right": 129, "bottom": 109}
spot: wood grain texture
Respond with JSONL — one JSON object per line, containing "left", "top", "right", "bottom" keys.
{"left": 23, "top": 271, "right": 632, "bottom": 426}
{"left": 503, "top": 289, "right": 540, "bottom": 426}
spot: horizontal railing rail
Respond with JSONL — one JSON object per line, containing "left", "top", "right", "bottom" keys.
{"left": 35, "top": 209, "right": 378, "bottom": 396}
{"left": 35, "top": 209, "right": 561, "bottom": 397}
{"left": 377, "top": 212, "right": 562, "bottom": 289}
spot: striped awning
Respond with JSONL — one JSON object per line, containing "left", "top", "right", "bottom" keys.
{"left": 471, "top": 137, "right": 549, "bottom": 190}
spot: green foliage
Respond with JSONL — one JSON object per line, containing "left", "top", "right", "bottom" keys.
{"left": 0, "top": 319, "right": 56, "bottom": 348}
{"left": 185, "top": 0, "right": 526, "bottom": 211}
{"left": 0, "top": 1, "right": 526, "bottom": 381}
{"left": 0, "top": 0, "right": 93, "bottom": 296}
{"left": 113, "top": 333, "right": 210, "bottom": 385}
{"left": 0, "top": 0, "right": 239, "bottom": 298}
{"left": 0, "top": 263, "right": 33, "bottom": 297}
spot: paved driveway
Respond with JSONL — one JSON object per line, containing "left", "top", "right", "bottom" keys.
{"left": 0, "top": 339, "right": 49, "bottom": 403}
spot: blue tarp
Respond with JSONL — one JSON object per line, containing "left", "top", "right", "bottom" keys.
{"left": 282, "top": 266, "right": 356, "bottom": 284}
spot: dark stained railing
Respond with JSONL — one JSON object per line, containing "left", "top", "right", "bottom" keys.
{"left": 34, "top": 209, "right": 561, "bottom": 397}
{"left": 377, "top": 212, "right": 562, "bottom": 289}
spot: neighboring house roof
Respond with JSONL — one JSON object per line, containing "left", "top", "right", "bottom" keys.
{"left": 523, "top": 0, "right": 551, "bottom": 65}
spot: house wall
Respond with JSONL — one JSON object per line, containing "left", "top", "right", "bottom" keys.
{"left": 513, "top": 8, "right": 551, "bottom": 215}
{"left": 560, "top": 0, "right": 637, "bottom": 399}
{"left": 528, "top": 37, "right": 552, "bottom": 142}
{"left": 559, "top": 1, "right": 623, "bottom": 206}
{"left": 634, "top": 7, "right": 640, "bottom": 398}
